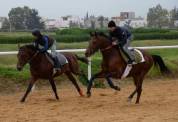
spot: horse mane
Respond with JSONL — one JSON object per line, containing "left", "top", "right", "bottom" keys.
{"left": 96, "top": 32, "right": 111, "bottom": 41}
{"left": 97, "top": 32, "right": 109, "bottom": 39}
{"left": 19, "top": 44, "right": 36, "bottom": 51}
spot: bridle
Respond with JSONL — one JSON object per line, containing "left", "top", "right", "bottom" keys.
{"left": 19, "top": 49, "right": 39, "bottom": 64}
{"left": 28, "top": 51, "right": 39, "bottom": 63}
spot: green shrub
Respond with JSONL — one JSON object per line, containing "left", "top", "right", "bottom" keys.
{"left": 56, "top": 28, "right": 107, "bottom": 35}
{"left": 131, "top": 28, "right": 170, "bottom": 33}
{"left": 54, "top": 35, "right": 90, "bottom": 43}
{"left": 0, "top": 36, "right": 33, "bottom": 44}
{"left": 0, "top": 28, "right": 178, "bottom": 44}
{"left": 134, "top": 32, "right": 178, "bottom": 40}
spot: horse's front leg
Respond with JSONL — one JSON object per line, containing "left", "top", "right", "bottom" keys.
{"left": 87, "top": 71, "right": 105, "bottom": 97}
{"left": 105, "top": 74, "right": 121, "bottom": 91}
{"left": 49, "top": 78, "right": 59, "bottom": 100}
{"left": 20, "top": 77, "right": 37, "bottom": 103}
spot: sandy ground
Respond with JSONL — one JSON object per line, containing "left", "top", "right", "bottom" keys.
{"left": 0, "top": 79, "right": 178, "bottom": 122}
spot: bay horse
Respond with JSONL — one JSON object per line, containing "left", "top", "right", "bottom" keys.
{"left": 85, "top": 32, "right": 170, "bottom": 104}
{"left": 17, "top": 44, "right": 88, "bottom": 102}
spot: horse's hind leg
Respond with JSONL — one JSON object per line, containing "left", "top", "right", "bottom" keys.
{"left": 128, "top": 77, "right": 137, "bottom": 102}
{"left": 128, "top": 89, "right": 137, "bottom": 102}
{"left": 105, "top": 76, "right": 120, "bottom": 91}
{"left": 136, "top": 79, "right": 143, "bottom": 104}
{"left": 74, "top": 70, "right": 89, "bottom": 84}
{"left": 132, "top": 76, "right": 144, "bottom": 104}
{"left": 65, "top": 72, "right": 84, "bottom": 97}
{"left": 49, "top": 78, "right": 59, "bottom": 100}
{"left": 20, "top": 78, "right": 36, "bottom": 103}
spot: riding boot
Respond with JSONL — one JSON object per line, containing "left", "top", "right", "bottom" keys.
{"left": 119, "top": 45, "right": 136, "bottom": 66}
{"left": 53, "top": 56, "right": 61, "bottom": 71}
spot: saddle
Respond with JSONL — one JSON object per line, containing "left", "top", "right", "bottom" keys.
{"left": 120, "top": 48, "right": 145, "bottom": 64}
{"left": 45, "top": 52, "right": 68, "bottom": 67}
{"left": 120, "top": 48, "right": 145, "bottom": 79}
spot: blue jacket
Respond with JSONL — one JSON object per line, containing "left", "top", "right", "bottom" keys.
{"left": 109, "top": 27, "right": 131, "bottom": 45}
{"left": 34, "top": 35, "right": 53, "bottom": 53}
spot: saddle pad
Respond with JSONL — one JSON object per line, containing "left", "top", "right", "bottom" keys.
{"left": 120, "top": 48, "right": 145, "bottom": 64}
{"left": 56, "top": 52, "right": 68, "bottom": 66}
{"left": 45, "top": 52, "right": 68, "bottom": 66}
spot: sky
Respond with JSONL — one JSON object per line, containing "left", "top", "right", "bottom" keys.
{"left": 0, "top": 0, "right": 178, "bottom": 18}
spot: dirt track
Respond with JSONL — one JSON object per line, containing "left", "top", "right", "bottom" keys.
{"left": 0, "top": 79, "right": 178, "bottom": 122}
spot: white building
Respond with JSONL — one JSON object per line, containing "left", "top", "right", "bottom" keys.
{"left": 130, "top": 18, "right": 147, "bottom": 28}
{"left": 111, "top": 14, "right": 147, "bottom": 28}
{"left": 45, "top": 19, "right": 60, "bottom": 29}
{"left": 175, "top": 20, "right": 178, "bottom": 27}
{"left": 84, "top": 15, "right": 109, "bottom": 29}
{"left": 44, "top": 16, "right": 83, "bottom": 29}
{"left": 120, "top": 12, "right": 135, "bottom": 19}
{"left": 0, "top": 17, "right": 6, "bottom": 29}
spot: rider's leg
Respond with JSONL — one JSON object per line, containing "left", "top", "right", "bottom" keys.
{"left": 53, "top": 56, "right": 61, "bottom": 70}
{"left": 120, "top": 37, "right": 135, "bottom": 65}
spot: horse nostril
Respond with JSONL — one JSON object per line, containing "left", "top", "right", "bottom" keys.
{"left": 85, "top": 52, "right": 89, "bottom": 57}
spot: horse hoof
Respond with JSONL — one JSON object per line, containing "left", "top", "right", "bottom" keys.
{"left": 135, "top": 101, "right": 139, "bottom": 104}
{"left": 87, "top": 93, "right": 91, "bottom": 98}
{"left": 56, "top": 97, "right": 59, "bottom": 100}
{"left": 20, "top": 99, "right": 25, "bottom": 103}
{"left": 79, "top": 91, "right": 85, "bottom": 97}
{"left": 115, "top": 86, "right": 121, "bottom": 91}
{"left": 127, "top": 97, "right": 132, "bottom": 103}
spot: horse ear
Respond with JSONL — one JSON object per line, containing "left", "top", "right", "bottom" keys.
{"left": 89, "top": 32, "right": 92, "bottom": 36}
{"left": 94, "top": 32, "right": 97, "bottom": 37}
{"left": 18, "top": 42, "right": 20, "bottom": 49}
{"left": 90, "top": 32, "right": 94, "bottom": 37}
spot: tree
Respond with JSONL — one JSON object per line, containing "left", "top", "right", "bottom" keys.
{"left": 8, "top": 6, "right": 44, "bottom": 30}
{"left": 147, "top": 4, "right": 169, "bottom": 28}
{"left": 98, "top": 16, "right": 104, "bottom": 28}
{"left": 91, "top": 20, "right": 96, "bottom": 29}
{"left": 170, "top": 7, "right": 178, "bottom": 28}
{"left": 1, "top": 18, "right": 10, "bottom": 31}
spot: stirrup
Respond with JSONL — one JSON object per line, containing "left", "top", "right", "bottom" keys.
{"left": 128, "top": 60, "right": 137, "bottom": 66}
{"left": 54, "top": 68, "right": 61, "bottom": 71}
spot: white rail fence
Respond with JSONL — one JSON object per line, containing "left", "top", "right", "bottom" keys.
{"left": 1, "top": 45, "right": 178, "bottom": 80}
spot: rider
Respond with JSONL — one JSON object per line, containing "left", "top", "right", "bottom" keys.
{"left": 108, "top": 20, "right": 136, "bottom": 66}
{"left": 32, "top": 29, "right": 61, "bottom": 70}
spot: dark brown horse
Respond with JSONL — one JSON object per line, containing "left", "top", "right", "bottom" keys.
{"left": 17, "top": 45, "right": 88, "bottom": 102}
{"left": 85, "top": 32, "right": 170, "bottom": 104}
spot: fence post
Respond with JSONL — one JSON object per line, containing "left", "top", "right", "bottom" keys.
{"left": 88, "top": 57, "right": 92, "bottom": 80}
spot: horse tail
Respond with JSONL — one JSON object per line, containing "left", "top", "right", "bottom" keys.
{"left": 75, "top": 55, "right": 89, "bottom": 64}
{"left": 152, "top": 55, "right": 171, "bottom": 75}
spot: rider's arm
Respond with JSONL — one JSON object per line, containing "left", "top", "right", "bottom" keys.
{"left": 33, "top": 40, "right": 38, "bottom": 49}
{"left": 116, "top": 29, "right": 127, "bottom": 46}
{"left": 39, "top": 37, "right": 48, "bottom": 53}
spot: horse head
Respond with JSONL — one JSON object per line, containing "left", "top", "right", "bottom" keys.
{"left": 17, "top": 45, "right": 37, "bottom": 71}
{"left": 85, "top": 32, "right": 111, "bottom": 57}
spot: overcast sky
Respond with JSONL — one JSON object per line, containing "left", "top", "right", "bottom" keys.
{"left": 0, "top": 0, "right": 178, "bottom": 18}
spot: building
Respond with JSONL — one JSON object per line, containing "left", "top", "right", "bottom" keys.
{"left": 44, "top": 16, "right": 83, "bottom": 29}
{"left": 130, "top": 18, "right": 147, "bottom": 28}
{"left": 120, "top": 12, "right": 135, "bottom": 19}
{"left": 0, "top": 17, "right": 6, "bottom": 29}
{"left": 84, "top": 13, "right": 109, "bottom": 29}
{"left": 44, "top": 19, "right": 60, "bottom": 29}
{"left": 111, "top": 12, "right": 147, "bottom": 28}
{"left": 175, "top": 20, "right": 178, "bottom": 27}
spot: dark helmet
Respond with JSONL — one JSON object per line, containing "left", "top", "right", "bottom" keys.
{"left": 108, "top": 20, "right": 116, "bottom": 28}
{"left": 32, "top": 29, "right": 41, "bottom": 37}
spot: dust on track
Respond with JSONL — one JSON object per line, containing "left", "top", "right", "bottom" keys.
{"left": 0, "top": 79, "right": 178, "bottom": 122}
